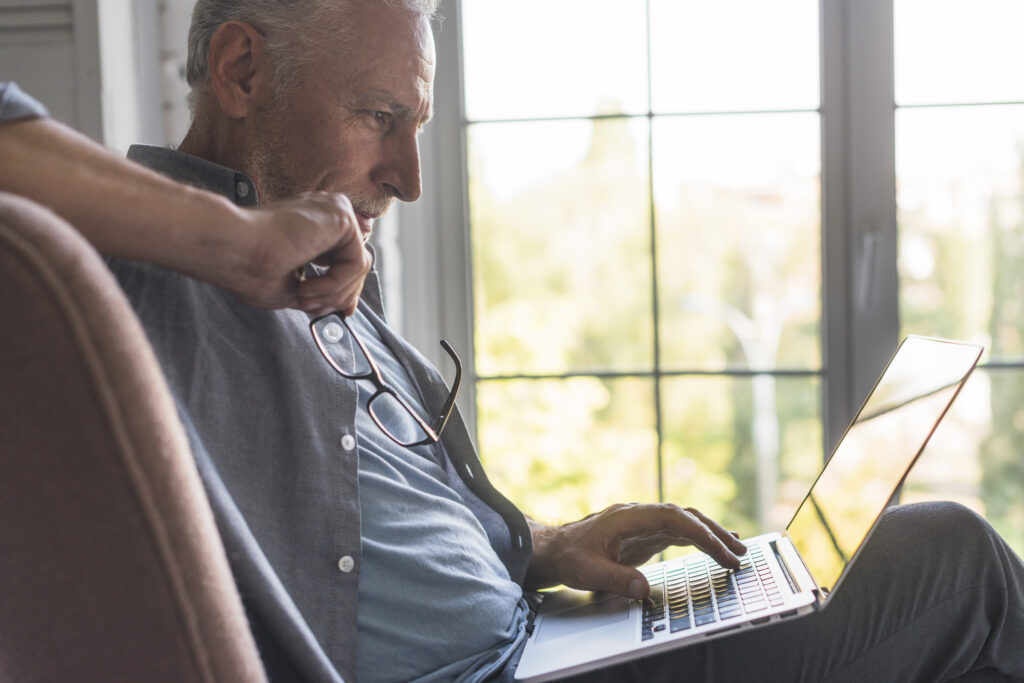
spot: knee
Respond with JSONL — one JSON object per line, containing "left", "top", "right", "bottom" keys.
{"left": 876, "top": 501, "right": 994, "bottom": 552}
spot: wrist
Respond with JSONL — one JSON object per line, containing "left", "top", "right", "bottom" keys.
{"left": 525, "top": 520, "right": 565, "bottom": 591}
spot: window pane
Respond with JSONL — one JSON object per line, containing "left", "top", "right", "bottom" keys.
{"left": 469, "top": 118, "right": 653, "bottom": 376}
{"left": 661, "top": 375, "right": 821, "bottom": 540}
{"left": 897, "top": 105, "right": 1024, "bottom": 360}
{"left": 653, "top": 114, "right": 821, "bottom": 371}
{"left": 895, "top": 0, "right": 1024, "bottom": 106}
{"left": 649, "top": 0, "right": 818, "bottom": 113}
{"left": 462, "top": 0, "right": 649, "bottom": 120}
{"left": 902, "top": 368, "right": 1024, "bottom": 556}
{"left": 477, "top": 377, "right": 657, "bottom": 522}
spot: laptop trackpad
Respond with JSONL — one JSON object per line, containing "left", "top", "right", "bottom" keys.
{"left": 535, "top": 592, "right": 631, "bottom": 644}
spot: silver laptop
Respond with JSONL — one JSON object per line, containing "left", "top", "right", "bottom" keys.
{"left": 515, "top": 336, "right": 983, "bottom": 682}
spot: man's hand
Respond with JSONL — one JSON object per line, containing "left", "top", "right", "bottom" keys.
{"left": 216, "top": 192, "right": 373, "bottom": 315}
{"left": 0, "top": 118, "right": 370, "bottom": 314}
{"left": 525, "top": 503, "right": 748, "bottom": 601}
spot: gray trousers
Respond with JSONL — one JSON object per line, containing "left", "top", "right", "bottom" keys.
{"left": 566, "top": 502, "right": 1024, "bottom": 682}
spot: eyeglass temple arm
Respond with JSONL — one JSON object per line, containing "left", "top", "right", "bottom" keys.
{"left": 430, "top": 339, "right": 462, "bottom": 435}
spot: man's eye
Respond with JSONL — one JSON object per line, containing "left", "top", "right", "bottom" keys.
{"left": 371, "top": 111, "right": 392, "bottom": 126}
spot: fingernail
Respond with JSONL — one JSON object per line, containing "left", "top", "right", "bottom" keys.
{"left": 629, "top": 579, "right": 644, "bottom": 600}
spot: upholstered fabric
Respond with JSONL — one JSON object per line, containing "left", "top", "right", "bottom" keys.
{"left": 0, "top": 192, "right": 265, "bottom": 682}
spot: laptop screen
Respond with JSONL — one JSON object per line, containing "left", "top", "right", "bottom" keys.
{"left": 785, "top": 336, "right": 982, "bottom": 596}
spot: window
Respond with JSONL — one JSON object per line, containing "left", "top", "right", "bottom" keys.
{"left": 894, "top": 0, "right": 1024, "bottom": 549}
{"left": 395, "top": 0, "right": 1024, "bottom": 554}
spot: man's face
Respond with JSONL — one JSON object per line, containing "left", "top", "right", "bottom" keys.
{"left": 243, "top": 0, "right": 435, "bottom": 240}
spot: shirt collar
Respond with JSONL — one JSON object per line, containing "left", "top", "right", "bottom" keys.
{"left": 127, "top": 145, "right": 258, "bottom": 207}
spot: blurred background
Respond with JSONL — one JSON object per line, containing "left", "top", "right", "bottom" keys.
{"left": 4, "top": 0, "right": 1022, "bottom": 555}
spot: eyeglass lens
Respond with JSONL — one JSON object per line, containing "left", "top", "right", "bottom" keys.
{"left": 313, "top": 313, "right": 438, "bottom": 447}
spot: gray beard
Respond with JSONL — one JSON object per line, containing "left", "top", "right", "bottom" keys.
{"left": 242, "top": 142, "right": 299, "bottom": 203}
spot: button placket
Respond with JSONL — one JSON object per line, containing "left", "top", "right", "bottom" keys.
{"left": 322, "top": 321, "right": 344, "bottom": 344}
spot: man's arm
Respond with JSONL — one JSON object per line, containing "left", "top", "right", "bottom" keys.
{"left": 0, "top": 116, "right": 370, "bottom": 316}
{"left": 524, "top": 503, "right": 748, "bottom": 600}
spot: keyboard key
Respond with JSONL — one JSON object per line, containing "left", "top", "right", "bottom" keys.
{"left": 670, "top": 616, "right": 692, "bottom": 632}
{"left": 694, "top": 612, "right": 718, "bottom": 626}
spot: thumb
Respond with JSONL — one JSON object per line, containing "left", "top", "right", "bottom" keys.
{"left": 583, "top": 557, "right": 650, "bottom": 600}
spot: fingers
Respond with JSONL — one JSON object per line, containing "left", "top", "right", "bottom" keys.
{"left": 583, "top": 556, "right": 650, "bottom": 601}
{"left": 298, "top": 194, "right": 372, "bottom": 315}
{"left": 246, "top": 191, "right": 372, "bottom": 314}
{"left": 294, "top": 243, "right": 372, "bottom": 316}
{"left": 686, "top": 507, "right": 748, "bottom": 558}
{"left": 605, "top": 504, "right": 745, "bottom": 571}
{"left": 526, "top": 504, "right": 748, "bottom": 601}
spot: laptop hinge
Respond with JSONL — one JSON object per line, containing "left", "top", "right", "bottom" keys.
{"left": 770, "top": 539, "right": 814, "bottom": 595}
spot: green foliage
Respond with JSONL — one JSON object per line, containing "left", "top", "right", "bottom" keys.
{"left": 477, "top": 377, "right": 658, "bottom": 523}
{"left": 470, "top": 117, "right": 823, "bottom": 537}
{"left": 979, "top": 164, "right": 1024, "bottom": 551}
{"left": 470, "top": 119, "right": 653, "bottom": 377}
{"left": 899, "top": 143, "right": 1024, "bottom": 558}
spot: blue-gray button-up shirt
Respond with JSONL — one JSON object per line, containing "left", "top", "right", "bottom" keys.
{"left": 0, "top": 82, "right": 49, "bottom": 122}
{"left": 108, "top": 145, "right": 533, "bottom": 682}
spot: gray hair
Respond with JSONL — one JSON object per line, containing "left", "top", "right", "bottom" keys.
{"left": 185, "top": 0, "right": 439, "bottom": 112}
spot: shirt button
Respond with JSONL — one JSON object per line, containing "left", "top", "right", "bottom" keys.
{"left": 236, "top": 180, "right": 250, "bottom": 198}
{"left": 337, "top": 555, "right": 355, "bottom": 573}
{"left": 322, "top": 322, "right": 344, "bottom": 343}
{"left": 341, "top": 434, "right": 356, "bottom": 452}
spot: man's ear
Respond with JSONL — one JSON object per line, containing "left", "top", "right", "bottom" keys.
{"left": 207, "top": 21, "right": 271, "bottom": 119}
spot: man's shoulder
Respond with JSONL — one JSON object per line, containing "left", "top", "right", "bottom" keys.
{"left": 107, "top": 255, "right": 309, "bottom": 348}
{"left": 106, "top": 256, "right": 238, "bottom": 332}
{"left": 107, "top": 256, "right": 199, "bottom": 302}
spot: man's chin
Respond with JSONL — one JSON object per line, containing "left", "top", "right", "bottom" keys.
{"left": 352, "top": 211, "right": 376, "bottom": 242}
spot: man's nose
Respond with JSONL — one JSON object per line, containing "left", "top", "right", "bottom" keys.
{"left": 378, "top": 133, "right": 422, "bottom": 202}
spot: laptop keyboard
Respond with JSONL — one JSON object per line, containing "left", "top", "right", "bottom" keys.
{"left": 639, "top": 544, "right": 785, "bottom": 641}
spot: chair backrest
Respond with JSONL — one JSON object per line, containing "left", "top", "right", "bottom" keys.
{"left": 0, "top": 192, "right": 266, "bottom": 682}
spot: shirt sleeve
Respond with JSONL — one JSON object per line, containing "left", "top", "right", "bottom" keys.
{"left": 0, "top": 82, "right": 49, "bottom": 123}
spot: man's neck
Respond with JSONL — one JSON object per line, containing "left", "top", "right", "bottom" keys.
{"left": 177, "top": 111, "right": 246, "bottom": 174}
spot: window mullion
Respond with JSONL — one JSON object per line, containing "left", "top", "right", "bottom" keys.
{"left": 394, "top": 0, "right": 478, "bottom": 444}
{"left": 822, "top": 0, "right": 899, "bottom": 454}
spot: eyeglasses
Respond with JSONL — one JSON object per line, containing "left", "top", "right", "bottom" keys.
{"left": 310, "top": 313, "right": 461, "bottom": 448}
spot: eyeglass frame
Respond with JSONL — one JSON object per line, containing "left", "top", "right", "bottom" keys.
{"left": 309, "top": 313, "right": 462, "bottom": 448}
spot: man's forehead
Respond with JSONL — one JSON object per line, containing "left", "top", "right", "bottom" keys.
{"left": 330, "top": 10, "right": 436, "bottom": 124}
{"left": 339, "top": 0, "right": 435, "bottom": 53}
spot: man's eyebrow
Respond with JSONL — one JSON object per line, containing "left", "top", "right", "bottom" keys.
{"left": 419, "top": 106, "right": 434, "bottom": 128}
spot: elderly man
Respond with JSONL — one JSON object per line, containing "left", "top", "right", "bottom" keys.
{"left": 109, "top": 0, "right": 1024, "bottom": 681}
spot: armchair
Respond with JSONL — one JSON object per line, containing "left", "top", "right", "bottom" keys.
{"left": 0, "top": 191, "right": 266, "bottom": 681}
